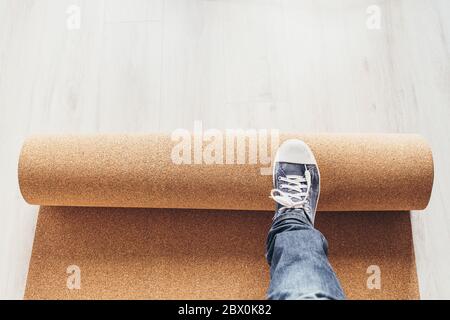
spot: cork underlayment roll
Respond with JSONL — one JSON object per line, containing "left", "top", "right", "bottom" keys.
{"left": 19, "top": 133, "right": 434, "bottom": 299}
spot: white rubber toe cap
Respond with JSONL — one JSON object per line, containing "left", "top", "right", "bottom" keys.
{"left": 274, "top": 139, "right": 317, "bottom": 165}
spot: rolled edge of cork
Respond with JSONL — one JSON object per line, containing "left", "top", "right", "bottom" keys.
{"left": 17, "top": 133, "right": 434, "bottom": 212}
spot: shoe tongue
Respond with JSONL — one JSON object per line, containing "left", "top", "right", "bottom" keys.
{"left": 280, "top": 162, "right": 306, "bottom": 177}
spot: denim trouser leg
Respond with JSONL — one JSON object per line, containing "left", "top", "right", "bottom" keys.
{"left": 266, "top": 211, "right": 346, "bottom": 300}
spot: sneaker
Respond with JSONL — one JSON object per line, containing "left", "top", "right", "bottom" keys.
{"left": 270, "top": 139, "right": 320, "bottom": 225}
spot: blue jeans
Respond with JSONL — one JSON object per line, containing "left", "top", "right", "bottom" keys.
{"left": 266, "top": 211, "right": 346, "bottom": 300}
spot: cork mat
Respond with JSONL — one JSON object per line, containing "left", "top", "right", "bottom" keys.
{"left": 20, "top": 134, "right": 433, "bottom": 299}
{"left": 25, "top": 208, "right": 418, "bottom": 299}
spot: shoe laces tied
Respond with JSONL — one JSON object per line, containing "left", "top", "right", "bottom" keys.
{"left": 270, "top": 166, "right": 311, "bottom": 215}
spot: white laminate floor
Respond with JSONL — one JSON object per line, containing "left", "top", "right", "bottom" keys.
{"left": 0, "top": 0, "right": 449, "bottom": 299}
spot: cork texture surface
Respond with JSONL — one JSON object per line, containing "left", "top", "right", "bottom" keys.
{"left": 20, "top": 134, "right": 429, "bottom": 299}
{"left": 25, "top": 207, "right": 418, "bottom": 299}
{"left": 18, "top": 133, "right": 434, "bottom": 212}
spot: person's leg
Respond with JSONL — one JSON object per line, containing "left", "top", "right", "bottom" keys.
{"left": 266, "top": 139, "right": 345, "bottom": 300}
{"left": 266, "top": 212, "right": 345, "bottom": 300}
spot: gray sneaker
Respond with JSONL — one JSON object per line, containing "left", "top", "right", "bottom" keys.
{"left": 270, "top": 139, "right": 320, "bottom": 225}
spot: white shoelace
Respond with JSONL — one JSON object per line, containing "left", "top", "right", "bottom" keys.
{"left": 270, "top": 166, "right": 311, "bottom": 214}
